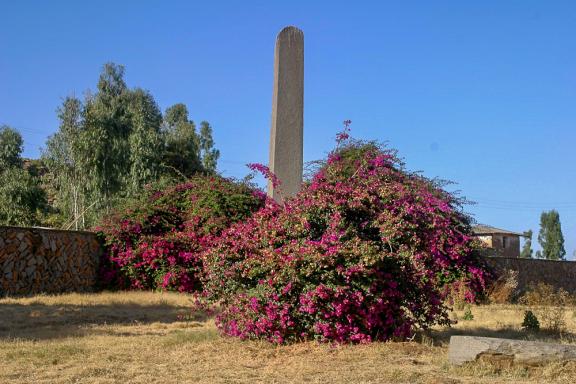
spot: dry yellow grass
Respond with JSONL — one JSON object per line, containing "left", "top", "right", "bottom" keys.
{"left": 1, "top": 292, "right": 576, "bottom": 383}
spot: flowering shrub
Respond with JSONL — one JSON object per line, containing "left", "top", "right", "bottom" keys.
{"left": 96, "top": 175, "right": 265, "bottom": 291}
{"left": 203, "top": 138, "right": 487, "bottom": 344}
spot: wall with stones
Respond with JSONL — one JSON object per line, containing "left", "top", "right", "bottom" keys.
{"left": 482, "top": 256, "right": 576, "bottom": 294}
{"left": 0, "top": 226, "right": 102, "bottom": 296}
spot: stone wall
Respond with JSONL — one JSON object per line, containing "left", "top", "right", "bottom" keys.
{"left": 482, "top": 256, "right": 576, "bottom": 294}
{"left": 0, "top": 226, "right": 102, "bottom": 296}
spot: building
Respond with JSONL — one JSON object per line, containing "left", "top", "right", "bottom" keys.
{"left": 472, "top": 225, "right": 528, "bottom": 258}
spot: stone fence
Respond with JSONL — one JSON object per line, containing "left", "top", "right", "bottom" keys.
{"left": 0, "top": 225, "right": 102, "bottom": 296}
{"left": 2, "top": 225, "right": 575, "bottom": 297}
{"left": 481, "top": 256, "right": 576, "bottom": 294}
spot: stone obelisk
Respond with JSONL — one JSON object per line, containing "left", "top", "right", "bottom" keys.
{"left": 268, "top": 26, "right": 304, "bottom": 202}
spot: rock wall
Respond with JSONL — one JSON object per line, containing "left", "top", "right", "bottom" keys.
{"left": 0, "top": 226, "right": 102, "bottom": 296}
{"left": 482, "top": 256, "right": 576, "bottom": 294}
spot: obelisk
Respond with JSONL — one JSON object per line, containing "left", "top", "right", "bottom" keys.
{"left": 268, "top": 26, "right": 304, "bottom": 202}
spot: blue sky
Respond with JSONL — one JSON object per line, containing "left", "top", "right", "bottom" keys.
{"left": 1, "top": 1, "right": 575, "bottom": 258}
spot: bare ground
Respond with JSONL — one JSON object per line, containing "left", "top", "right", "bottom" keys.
{"left": 1, "top": 292, "right": 575, "bottom": 383}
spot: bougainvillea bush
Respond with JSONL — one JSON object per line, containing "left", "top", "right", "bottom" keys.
{"left": 96, "top": 175, "right": 265, "bottom": 292}
{"left": 203, "top": 138, "right": 487, "bottom": 344}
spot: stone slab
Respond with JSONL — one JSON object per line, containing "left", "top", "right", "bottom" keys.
{"left": 449, "top": 335, "right": 576, "bottom": 366}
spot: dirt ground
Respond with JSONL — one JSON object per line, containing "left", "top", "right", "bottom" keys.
{"left": 1, "top": 291, "right": 575, "bottom": 383}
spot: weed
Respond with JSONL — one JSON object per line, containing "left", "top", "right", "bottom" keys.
{"left": 462, "top": 306, "right": 474, "bottom": 321}
{"left": 521, "top": 310, "right": 540, "bottom": 332}
{"left": 519, "top": 283, "right": 573, "bottom": 334}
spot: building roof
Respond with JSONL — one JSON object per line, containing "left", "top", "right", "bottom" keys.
{"left": 472, "top": 225, "right": 527, "bottom": 237}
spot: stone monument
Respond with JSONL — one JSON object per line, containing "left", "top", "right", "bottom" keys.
{"left": 267, "top": 26, "right": 304, "bottom": 202}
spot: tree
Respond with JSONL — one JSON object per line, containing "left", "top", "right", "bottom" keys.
{"left": 164, "top": 103, "right": 188, "bottom": 127}
{"left": 38, "top": 63, "right": 218, "bottom": 228}
{"left": 0, "top": 126, "right": 46, "bottom": 226}
{"left": 162, "top": 103, "right": 203, "bottom": 177}
{"left": 126, "top": 88, "right": 163, "bottom": 193}
{"left": 0, "top": 125, "right": 24, "bottom": 170}
{"left": 43, "top": 96, "right": 87, "bottom": 229}
{"left": 0, "top": 168, "right": 47, "bottom": 226}
{"left": 520, "top": 229, "right": 533, "bottom": 258}
{"left": 537, "top": 210, "right": 565, "bottom": 260}
{"left": 80, "top": 62, "right": 132, "bottom": 209}
{"left": 43, "top": 64, "right": 172, "bottom": 228}
{"left": 199, "top": 121, "right": 220, "bottom": 173}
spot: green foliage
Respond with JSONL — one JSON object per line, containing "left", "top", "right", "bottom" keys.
{"left": 41, "top": 63, "right": 219, "bottom": 229}
{"left": 537, "top": 210, "right": 565, "bottom": 260}
{"left": 520, "top": 229, "right": 533, "bottom": 258}
{"left": 81, "top": 62, "right": 132, "bottom": 206}
{"left": 0, "top": 126, "right": 46, "bottom": 226}
{"left": 162, "top": 103, "right": 203, "bottom": 177}
{"left": 0, "top": 167, "right": 47, "bottom": 226}
{"left": 126, "top": 88, "right": 163, "bottom": 193}
{"left": 42, "top": 96, "right": 87, "bottom": 229}
{"left": 0, "top": 125, "right": 24, "bottom": 170}
{"left": 521, "top": 310, "right": 540, "bottom": 332}
{"left": 163, "top": 103, "right": 189, "bottom": 127}
{"left": 199, "top": 121, "right": 220, "bottom": 173}
{"left": 462, "top": 306, "right": 474, "bottom": 321}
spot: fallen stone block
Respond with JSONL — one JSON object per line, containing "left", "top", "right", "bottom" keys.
{"left": 449, "top": 335, "right": 576, "bottom": 366}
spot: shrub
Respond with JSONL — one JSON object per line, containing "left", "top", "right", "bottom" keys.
{"left": 519, "top": 282, "right": 572, "bottom": 333}
{"left": 462, "top": 306, "right": 474, "bottom": 321}
{"left": 521, "top": 310, "right": 540, "bottom": 332}
{"left": 96, "top": 175, "right": 265, "bottom": 292}
{"left": 203, "top": 138, "right": 487, "bottom": 344}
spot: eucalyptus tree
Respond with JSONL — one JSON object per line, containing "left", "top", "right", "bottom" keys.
{"left": 0, "top": 125, "right": 24, "bottom": 170}
{"left": 80, "top": 62, "right": 132, "bottom": 211}
{"left": 520, "top": 229, "right": 533, "bottom": 258}
{"left": 0, "top": 126, "right": 46, "bottom": 226}
{"left": 199, "top": 121, "right": 220, "bottom": 173}
{"left": 40, "top": 63, "right": 220, "bottom": 227}
{"left": 43, "top": 96, "right": 87, "bottom": 229}
{"left": 162, "top": 103, "right": 203, "bottom": 177}
{"left": 537, "top": 210, "right": 566, "bottom": 260}
{"left": 0, "top": 167, "right": 47, "bottom": 226}
{"left": 127, "top": 88, "right": 163, "bottom": 193}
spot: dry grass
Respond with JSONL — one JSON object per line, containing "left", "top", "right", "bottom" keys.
{"left": 1, "top": 292, "right": 576, "bottom": 383}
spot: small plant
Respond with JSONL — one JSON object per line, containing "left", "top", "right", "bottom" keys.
{"left": 519, "top": 283, "right": 571, "bottom": 334}
{"left": 521, "top": 310, "right": 540, "bottom": 332}
{"left": 462, "top": 306, "right": 474, "bottom": 321}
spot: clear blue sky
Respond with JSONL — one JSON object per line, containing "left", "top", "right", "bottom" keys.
{"left": 1, "top": 1, "right": 575, "bottom": 258}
